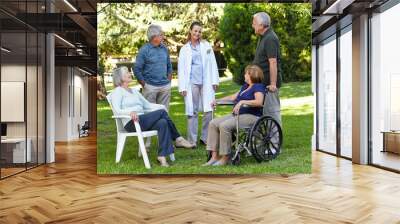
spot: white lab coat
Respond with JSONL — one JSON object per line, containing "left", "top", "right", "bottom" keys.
{"left": 178, "top": 40, "right": 219, "bottom": 116}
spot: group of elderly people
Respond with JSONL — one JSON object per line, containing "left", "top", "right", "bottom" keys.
{"left": 110, "top": 12, "right": 282, "bottom": 167}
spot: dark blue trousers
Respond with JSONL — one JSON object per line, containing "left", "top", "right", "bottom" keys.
{"left": 124, "top": 109, "right": 180, "bottom": 156}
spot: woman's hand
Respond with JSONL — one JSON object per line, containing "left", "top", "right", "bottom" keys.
{"left": 180, "top": 91, "right": 187, "bottom": 97}
{"left": 130, "top": 112, "right": 139, "bottom": 122}
{"left": 232, "top": 101, "right": 243, "bottom": 115}
{"left": 213, "top": 85, "right": 218, "bottom": 91}
{"left": 211, "top": 100, "right": 217, "bottom": 109}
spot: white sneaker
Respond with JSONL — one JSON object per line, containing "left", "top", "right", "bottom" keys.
{"left": 175, "top": 137, "right": 195, "bottom": 149}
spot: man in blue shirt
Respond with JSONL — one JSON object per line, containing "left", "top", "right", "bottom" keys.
{"left": 134, "top": 24, "right": 173, "bottom": 110}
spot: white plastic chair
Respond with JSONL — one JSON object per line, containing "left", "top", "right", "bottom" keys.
{"left": 106, "top": 93, "right": 174, "bottom": 169}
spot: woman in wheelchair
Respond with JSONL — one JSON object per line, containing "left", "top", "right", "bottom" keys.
{"left": 110, "top": 67, "right": 193, "bottom": 167}
{"left": 203, "top": 65, "right": 265, "bottom": 166}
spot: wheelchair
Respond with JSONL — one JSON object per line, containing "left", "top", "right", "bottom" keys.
{"left": 206, "top": 97, "right": 283, "bottom": 166}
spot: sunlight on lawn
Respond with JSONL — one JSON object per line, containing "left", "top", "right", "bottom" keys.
{"left": 97, "top": 81, "right": 313, "bottom": 174}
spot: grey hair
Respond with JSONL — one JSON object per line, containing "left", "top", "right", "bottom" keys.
{"left": 253, "top": 12, "right": 271, "bottom": 28}
{"left": 112, "top": 66, "right": 130, "bottom": 87}
{"left": 147, "top": 24, "right": 163, "bottom": 41}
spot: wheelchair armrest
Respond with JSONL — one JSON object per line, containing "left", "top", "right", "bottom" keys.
{"left": 216, "top": 99, "right": 235, "bottom": 105}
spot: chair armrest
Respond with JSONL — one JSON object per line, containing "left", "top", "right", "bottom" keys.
{"left": 112, "top": 115, "right": 131, "bottom": 119}
{"left": 111, "top": 113, "right": 144, "bottom": 119}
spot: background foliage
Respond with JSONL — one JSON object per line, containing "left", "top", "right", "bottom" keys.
{"left": 219, "top": 3, "right": 311, "bottom": 84}
{"left": 97, "top": 3, "right": 311, "bottom": 86}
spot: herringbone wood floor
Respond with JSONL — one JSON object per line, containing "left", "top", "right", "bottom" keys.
{"left": 1, "top": 135, "right": 400, "bottom": 224}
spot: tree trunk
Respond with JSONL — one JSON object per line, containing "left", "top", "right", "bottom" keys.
{"left": 97, "top": 74, "right": 107, "bottom": 100}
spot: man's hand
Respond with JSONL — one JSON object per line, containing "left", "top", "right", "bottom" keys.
{"left": 213, "top": 85, "right": 218, "bottom": 91}
{"left": 130, "top": 112, "right": 139, "bottom": 122}
{"left": 180, "top": 91, "right": 187, "bottom": 97}
{"left": 167, "top": 74, "right": 172, "bottom": 81}
{"left": 139, "top": 80, "right": 146, "bottom": 88}
{"left": 267, "top": 84, "right": 277, "bottom": 92}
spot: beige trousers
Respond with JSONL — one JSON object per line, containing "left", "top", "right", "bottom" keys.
{"left": 206, "top": 114, "right": 258, "bottom": 155}
{"left": 142, "top": 83, "right": 171, "bottom": 111}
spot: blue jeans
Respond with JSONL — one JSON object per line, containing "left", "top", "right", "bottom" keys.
{"left": 124, "top": 109, "right": 180, "bottom": 156}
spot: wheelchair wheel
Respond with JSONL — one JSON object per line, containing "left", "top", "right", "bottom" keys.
{"left": 249, "top": 116, "right": 283, "bottom": 162}
{"left": 231, "top": 152, "right": 241, "bottom": 166}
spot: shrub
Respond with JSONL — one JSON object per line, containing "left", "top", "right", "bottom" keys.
{"left": 219, "top": 3, "right": 312, "bottom": 84}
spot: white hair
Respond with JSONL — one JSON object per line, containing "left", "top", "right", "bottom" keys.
{"left": 147, "top": 24, "right": 163, "bottom": 41}
{"left": 112, "top": 66, "right": 129, "bottom": 87}
{"left": 253, "top": 12, "right": 271, "bottom": 28}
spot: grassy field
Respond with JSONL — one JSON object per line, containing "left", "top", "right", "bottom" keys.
{"left": 97, "top": 81, "right": 313, "bottom": 174}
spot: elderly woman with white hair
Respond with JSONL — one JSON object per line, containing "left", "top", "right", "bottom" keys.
{"left": 110, "top": 66, "right": 193, "bottom": 167}
{"left": 134, "top": 24, "right": 173, "bottom": 111}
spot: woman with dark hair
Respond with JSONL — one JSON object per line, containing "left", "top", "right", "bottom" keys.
{"left": 177, "top": 21, "right": 220, "bottom": 148}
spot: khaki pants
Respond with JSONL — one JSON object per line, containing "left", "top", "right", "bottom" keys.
{"left": 206, "top": 114, "right": 258, "bottom": 156}
{"left": 143, "top": 83, "right": 171, "bottom": 111}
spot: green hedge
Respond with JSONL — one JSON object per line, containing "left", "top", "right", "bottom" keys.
{"left": 219, "top": 3, "right": 312, "bottom": 84}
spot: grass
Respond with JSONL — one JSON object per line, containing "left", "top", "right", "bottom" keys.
{"left": 97, "top": 81, "right": 313, "bottom": 174}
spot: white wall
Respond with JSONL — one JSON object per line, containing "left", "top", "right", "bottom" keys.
{"left": 55, "top": 66, "right": 69, "bottom": 141}
{"left": 54, "top": 67, "right": 89, "bottom": 141}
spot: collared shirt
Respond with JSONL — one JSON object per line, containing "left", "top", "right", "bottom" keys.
{"left": 253, "top": 28, "right": 283, "bottom": 88}
{"left": 189, "top": 41, "right": 203, "bottom": 84}
{"left": 134, "top": 43, "right": 173, "bottom": 86}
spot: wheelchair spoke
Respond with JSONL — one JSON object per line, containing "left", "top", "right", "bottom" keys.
{"left": 249, "top": 116, "right": 283, "bottom": 162}
{"left": 252, "top": 130, "right": 264, "bottom": 140}
{"left": 267, "top": 120, "right": 273, "bottom": 135}
{"left": 263, "top": 119, "right": 270, "bottom": 134}
{"left": 268, "top": 130, "right": 280, "bottom": 139}
{"left": 270, "top": 140, "right": 280, "bottom": 151}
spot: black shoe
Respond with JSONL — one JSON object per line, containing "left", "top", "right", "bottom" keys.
{"left": 199, "top": 139, "right": 207, "bottom": 146}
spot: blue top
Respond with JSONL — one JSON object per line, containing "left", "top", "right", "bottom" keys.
{"left": 234, "top": 83, "right": 266, "bottom": 117}
{"left": 134, "top": 43, "right": 173, "bottom": 86}
{"left": 190, "top": 42, "right": 203, "bottom": 84}
{"left": 110, "top": 86, "right": 153, "bottom": 126}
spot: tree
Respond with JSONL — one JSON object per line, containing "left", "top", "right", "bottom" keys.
{"left": 97, "top": 3, "right": 224, "bottom": 95}
{"left": 97, "top": 3, "right": 224, "bottom": 59}
{"left": 219, "top": 3, "right": 311, "bottom": 84}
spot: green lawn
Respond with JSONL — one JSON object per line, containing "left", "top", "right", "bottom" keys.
{"left": 97, "top": 81, "right": 313, "bottom": 174}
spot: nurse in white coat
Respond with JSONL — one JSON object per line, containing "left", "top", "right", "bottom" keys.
{"left": 178, "top": 21, "right": 219, "bottom": 147}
